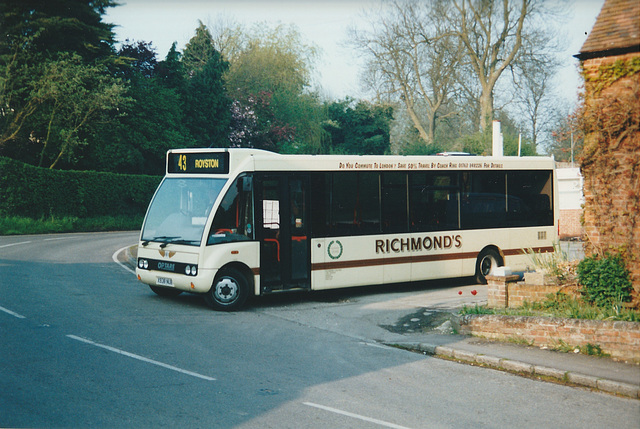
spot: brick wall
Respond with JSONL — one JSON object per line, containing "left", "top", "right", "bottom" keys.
{"left": 559, "top": 209, "right": 583, "bottom": 239}
{"left": 459, "top": 314, "right": 640, "bottom": 363}
{"left": 507, "top": 283, "right": 581, "bottom": 308}
{"left": 580, "top": 52, "right": 640, "bottom": 298}
{"left": 487, "top": 275, "right": 581, "bottom": 309}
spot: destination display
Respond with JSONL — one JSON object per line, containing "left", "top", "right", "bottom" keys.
{"left": 167, "top": 152, "right": 230, "bottom": 174}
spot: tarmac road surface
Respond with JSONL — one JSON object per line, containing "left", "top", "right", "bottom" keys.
{"left": 1, "top": 232, "right": 638, "bottom": 428}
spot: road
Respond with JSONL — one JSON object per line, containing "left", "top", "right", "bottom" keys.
{"left": 1, "top": 232, "right": 638, "bottom": 428}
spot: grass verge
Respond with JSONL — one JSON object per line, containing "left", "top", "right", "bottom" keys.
{"left": 460, "top": 293, "right": 639, "bottom": 322}
{"left": 0, "top": 215, "right": 143, "bottom": 235}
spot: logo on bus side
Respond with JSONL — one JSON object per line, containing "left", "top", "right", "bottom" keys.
{"left": 328, "top": 240, "right": 344, "bottom": 260}
{"left": 375, "top": 235, "right": 462, "bottom": 254}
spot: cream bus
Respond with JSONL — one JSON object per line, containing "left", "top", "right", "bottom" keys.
{"left": 136, "top": 148, "right": 557, "bottom": 310}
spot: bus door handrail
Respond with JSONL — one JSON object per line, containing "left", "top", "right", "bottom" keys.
{"left": 264, "top": 238, "right": 280, "bottom": 262}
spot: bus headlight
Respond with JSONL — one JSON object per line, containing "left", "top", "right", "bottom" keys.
{"left": 185, "top": 265, "right": 198, "bottom": 276}
{"left": 138, "top": 258, "right": 149, "bottom": 270}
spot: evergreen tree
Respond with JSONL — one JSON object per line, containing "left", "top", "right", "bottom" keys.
{"left": 324, "top": 99, "right": 393, "bottom": 155}
{"left": 0, "top": 0, "right": 117, "bottom": 62}
{"left": 156, "top": 42, "right": 186, "bottom": 92}
{"left": 182, "top": 23, "right": 230, "bottom": 147}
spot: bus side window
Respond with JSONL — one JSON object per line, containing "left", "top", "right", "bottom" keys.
{"left": 409, "top": 172, "right": 458, "bottom": 232}
{"left": 208, "top": 175, "right": 254, "bottom": 245}
{"left": 382, "top": 172, "right": 408, "bottom": 233}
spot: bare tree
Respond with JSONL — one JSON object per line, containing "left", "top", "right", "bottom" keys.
{"left": 512, "top": 51, "right": 559, "bottom": 153}
{"left": 445, "top": 0, "right": 531, "bottom": 131}
{"left": 351, "top": 1, "right": 462, "bottom": 146}
{"left": 510, "top": 2, "right": 568, "bottom": 154}
{"left": 354, "top": 0, "right": 560, "bottom": 150}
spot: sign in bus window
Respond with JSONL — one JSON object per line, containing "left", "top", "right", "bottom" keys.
{"left": 263, "top": 200, "right": 280, "bottom": 229}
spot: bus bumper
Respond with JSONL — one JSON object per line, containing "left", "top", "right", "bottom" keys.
{"left": 136, "top": 268, "right": 215, "bottom": 294}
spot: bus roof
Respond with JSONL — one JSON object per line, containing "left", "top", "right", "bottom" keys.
{"left": 165, "top": 148, "right": 555, "bottom": 176}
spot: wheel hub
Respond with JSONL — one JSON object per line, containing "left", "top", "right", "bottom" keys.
{"left": 215, "top": 277, "right": 238, "bottom": 302}
{"left": 481, "top": 256, "right": 494, "bottom": 276}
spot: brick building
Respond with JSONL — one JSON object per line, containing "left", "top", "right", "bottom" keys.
{"left": 556, "top": 165, "right": 584, "bottom": 239}
{"left": 575, "top": 0, "right": 640, "bottom": 296}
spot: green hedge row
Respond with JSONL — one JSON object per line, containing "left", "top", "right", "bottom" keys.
{"left": 0, "top": 157, "right": 162, "bottom": 218}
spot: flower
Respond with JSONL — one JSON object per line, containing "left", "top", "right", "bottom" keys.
{"left": 471, "top": 290, "right": 477, "bottom": 296}
{"left": 458, "top": 291, "right": 462, "bottom": 295}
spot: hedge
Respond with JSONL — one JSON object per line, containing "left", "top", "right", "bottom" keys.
{"left": 0, "top": 157, "right": 162, "bottom": 218}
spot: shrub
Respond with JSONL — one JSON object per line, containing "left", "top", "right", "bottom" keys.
{"left": 0, "top": 157, "right": 161, "bottom": 219}
{"left": 577, "top": 253, "right": 632, "bottom": 307}
{"left": 523, "top": 241, "right": 578, "bottom": 285}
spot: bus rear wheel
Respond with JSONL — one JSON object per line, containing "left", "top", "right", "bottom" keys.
{"left": 204, "top": 267, "right": 249, "bottom": 311}
{"left": 475, "top": 248, "right": 503, "bottom": 284}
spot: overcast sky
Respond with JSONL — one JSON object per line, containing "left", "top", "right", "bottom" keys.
{"left": 105, "top": 0, "right": 605, "bottom": 102}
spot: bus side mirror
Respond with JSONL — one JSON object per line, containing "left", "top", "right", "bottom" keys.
{"left": 242, "top": 176, "right": 253, "bottom": 192}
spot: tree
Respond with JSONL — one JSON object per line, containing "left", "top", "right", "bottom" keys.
{"left": 323, "top": 98, "right": 393, "bottom": 154}
{"left": 549, "top": 108, "right": 584, "bottom": 163}
{"left": 220, "top": 23, "right": 325, "bottom": 152}
{"left": 118, "top": 40, "right": 158, "bottom": 79}
{"left": 445, "top": 0, "right": 530, "bottom": 131}
{"left": 182, "top": 23, "right": 230, "bottom": 147}
{"left": 183, "top": 21, "right": 219, "bottom": 75}
{"left": 0, "top": 0, "right": 120, "bottom": 164}
{"left": 229, "top": 91, "right": 295, "bottom": 152}
{"left": 354, "top": 0, "right": 555, "bottom": 151}
{"left": 156, "top": 42, "right": 186, "bottom": 92}
{"left": 86, "top": 41, "right": 195, "bottom": 174}
{"left": 351, "top": 1, "right": 461, "bottom": 146}
{"left": 0, "top": 0, "right": 117, "bottom": 63}
{"left": 34, "top": 53, "right": 129, "bottom": 169}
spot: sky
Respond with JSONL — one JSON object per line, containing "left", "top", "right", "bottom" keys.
{"left": 105, "top": 0, "right": 605, "bottom": 103}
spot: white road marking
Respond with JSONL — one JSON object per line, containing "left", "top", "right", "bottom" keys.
{"left": 67, "top": 335, "right": 216, "bottom": 381}
{"left": 303, "top": 402, "right": 412, "bottom": 429}
{"left": 43, "top": 237, "right": 73, "bottom": 241}
{"left": 0, "top": 305, "right": 26, "bottom": 319}
{"left": 112, "top": 245, "right": 136, "bottom": 275}
{"left": 0, "top": 240, "right": 32, "bottom": 249}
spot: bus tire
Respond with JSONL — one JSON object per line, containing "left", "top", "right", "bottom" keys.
{"left": 149, "top": 285, "right": 183, "bottom": 297}
{"left": 204, "top": 267, "right": 249, "bottom": 311}
{"left": 475, "top": 248, "right": 503, "bottom": 284}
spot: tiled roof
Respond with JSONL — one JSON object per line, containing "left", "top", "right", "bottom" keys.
{"left": 577, "top": 0, "right": 639, "bottom": 59}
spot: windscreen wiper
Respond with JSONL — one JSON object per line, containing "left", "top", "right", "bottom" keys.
{"left": 142, "top": 236, "right": 180, "bottom": 246}
{"left": 159, "top": 238, "right": 200, "bottom": 248}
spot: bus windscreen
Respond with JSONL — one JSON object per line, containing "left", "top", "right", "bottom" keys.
{"left": 141, "top": 177, "right": 227, "bottom": 246}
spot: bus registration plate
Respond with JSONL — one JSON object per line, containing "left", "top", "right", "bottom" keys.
{"left": 156, "top": 277, "right": 173, "bottom": 287}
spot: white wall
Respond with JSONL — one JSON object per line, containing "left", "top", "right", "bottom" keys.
{"left": 557, "top": 167, "right": 584, "bottom": 210}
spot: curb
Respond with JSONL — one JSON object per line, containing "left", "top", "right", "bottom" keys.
{"left": 389, "top": 342, "right": 640, "bottom": 399}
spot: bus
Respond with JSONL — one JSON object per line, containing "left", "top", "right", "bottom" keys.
{"left": 136, "top": 148, "right": 557, "bottom": 310}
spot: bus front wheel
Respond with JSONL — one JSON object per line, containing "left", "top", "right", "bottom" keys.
{"left": 204, "top": 267, "right": 249, "bottom": 311}
{"left": 475, "top": 248, "right": 503, "bottom": 284}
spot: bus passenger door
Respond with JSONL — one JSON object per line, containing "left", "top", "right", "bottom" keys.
{"left": 258, "top": 175, "right": 310, "bottom": 292}
{"left": 288, "top": 176, "right": 310, "bottom": 286}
